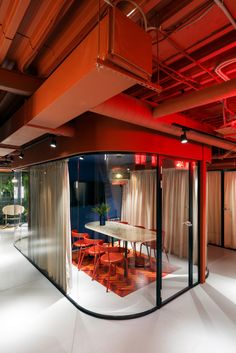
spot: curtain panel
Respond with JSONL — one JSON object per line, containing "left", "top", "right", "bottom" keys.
{"left": 207, "top": 172, "right": 221, "bottom": 245}
{"left": 162, "top": 169, "right": 189, "bottom": 258}
{"left": 121, "top": 168, "right": 198, "bottom": 259}
{"left": 224, "top": 172, "right": 236, "bottom": 249}
{"left": 29, "top": 160, "right": 72, "bottom": 293}
{"left": 121, "top": 170, "right": 157, "bottom": 230}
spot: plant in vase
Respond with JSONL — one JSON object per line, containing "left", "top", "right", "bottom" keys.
{"left": 92, "top": 203, "right": 110, "bottom": 226}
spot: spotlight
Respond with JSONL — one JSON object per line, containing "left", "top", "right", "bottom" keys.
{"left": 79, "top": 156, "right": 84, "bottom": 160}
{"left": 50, "top": 136, "right": 57, "bottom": 148}
{"left": 19, "top": 151, "right": 24, "bottom": 159}
{"left": 180, "top": 130, "right": 188, "bottom": 144}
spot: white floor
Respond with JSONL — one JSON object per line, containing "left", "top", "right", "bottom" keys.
{"left": 0, "top": 229, "right": 236, "bottom": 353}
{"left": 69, "top": 252, "right": 195, "bottom": 316}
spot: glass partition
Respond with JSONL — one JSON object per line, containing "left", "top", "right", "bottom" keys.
{"left": 161, "top": 158, "right": 190, "bottom": 301}
{"left": 224, "top": 171, "right": 236, "bottom": 249}
{"left": 68, "top": 153, "right": 157, "bottom": 317}
{"left": 13, "top": 171, "right": 29, "bottom": 253}
{"left": 0, "top": 171, "right": 14, "bottom": 226}
{"left": 13, "top": 152, "right": 200, "bottom": 319}
{"left": 192, "top": 163, "right": 199, "bottom": 285}
{"left": 207, "top": 171, "right": 221, "bottom": 246}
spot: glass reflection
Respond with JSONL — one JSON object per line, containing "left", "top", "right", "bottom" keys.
{"left": 161, "top": 158, "right": 190, "bottom": 301}
{"left": 13, "top": 171, "right": 29, "bottom": 253}
{"left": 69, "top": 153, "right": 157, "bottom": 316}
{"left": 192, "top": 163, "right": 199, "bottom": 284}
{"left": 12, "top": 153, "right": 199, "bottom": 318}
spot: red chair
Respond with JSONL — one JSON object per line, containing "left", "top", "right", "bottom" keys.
{"left": 93, "top": 245, "right": 128, "bottom": 292}
{"left": 139, "top": 230, "right": 169, "bottom": 263}
{"left": 77, "top": 238, "right": 104, "bottom": 272}
{"left": 73, "top": 233, "right": 92, "bottom": 268}
{"left": 71, "top": 230, "right": 89, "bottom": 245}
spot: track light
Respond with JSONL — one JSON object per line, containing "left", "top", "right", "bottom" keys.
{"left": 50, "top": 136, "right": 57, "bottom": 148}
{"left": 19, "top": 151, "right": 24, "bottom": 159}
{"left": 79, "top": 156, "right": 84, "bottom": 160}
{"left": 180, "top": 130, "right": 188, "bottom": 144}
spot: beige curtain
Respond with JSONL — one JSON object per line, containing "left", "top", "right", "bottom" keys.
{"left": 162, "top": 169, "right": 189, "bottom": 258}
{"left": 224, "top": 172, "right": 236, "bottom": 249}
{"left": 121, "top": 170, "right": 156, "bottom": 230}
{"left": 121, "top": 168, "right": 198, "bottom": 259}
{"left": 29, "top": 160, "right": 72, "bottom": 293}
{"left": 207, "top": 171, "right": 221, "bottom": 245}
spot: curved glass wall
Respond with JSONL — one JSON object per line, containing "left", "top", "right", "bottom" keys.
{"left": 161, "top": 158, "right": 199, "bottom": 302}
{"left": 0, "top": 172, "right": 14, "bottom": 224}
{"left": 68, "top": 153, "right": 158, "bottom": 317}
{"left": 13, "top": 152, "right": 200, "bottom": 319}
{"left": 13, "top": 171, "right": 29, "bottom": 253}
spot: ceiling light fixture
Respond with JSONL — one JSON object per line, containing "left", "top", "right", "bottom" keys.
{"left": 180, "top": 130, "right": 188, "bottom": 144}
{"left": 50, "top": 136, "right": 57, "bottom": 148}
{"left": 19, "top": 151, "right": 24, "bottom": 159}
{"left": 12, "top": 176, "right": 18, "bottom": 183}
{"left": 115, "top": 173, "right": 123, "bottom": 179}
{"left": 79, "top": 156, "right": 84, "bottom": 160}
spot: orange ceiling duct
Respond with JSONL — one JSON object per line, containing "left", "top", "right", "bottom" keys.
{"left": 0, "top": 8, "right": 154, "bottom": 146}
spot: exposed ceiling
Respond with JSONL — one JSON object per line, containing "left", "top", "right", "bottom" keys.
{"left": 0, "top": 0, "right": 236, "bottom": 167}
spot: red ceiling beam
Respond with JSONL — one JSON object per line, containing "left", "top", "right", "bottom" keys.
{"left": 0, "top": 67, "right": 43, "bottom": 96}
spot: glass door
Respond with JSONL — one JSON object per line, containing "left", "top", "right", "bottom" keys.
{"left": 224, "top": 171, "right": 236, "bottom": 249}
{"left": 160, "top": 157, "right": 198, "bottom": 302}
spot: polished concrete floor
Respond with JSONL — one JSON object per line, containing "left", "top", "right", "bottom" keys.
{"left": 0, "top": 229, "right": 236, "bottom": 353}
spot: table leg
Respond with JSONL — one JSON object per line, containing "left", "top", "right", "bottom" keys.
{"left": 135, "top": 242, "right": 145, "bottom": 267}
{"left": 124, "top": 241, "right": 128, "bottom": 278}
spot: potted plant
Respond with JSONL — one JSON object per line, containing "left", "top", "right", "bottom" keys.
{"left": 92, "top": 203, "right": 110, "bottom": 226}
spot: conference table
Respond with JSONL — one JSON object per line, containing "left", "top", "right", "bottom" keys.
{"left": 85, "top": 221, "right": 156, "bottom": 274}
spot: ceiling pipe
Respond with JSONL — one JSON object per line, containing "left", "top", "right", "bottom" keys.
{"left": 16, "top": 0, "right": 74, "bottom": 73}
{"left": 0, "top": 0, "right": 30, "bottom": 64}
{"left": 92, "top": 93, "right": 236, "bottom": 152}
{"left": 213, "top": 152, "right": 236, "bottom": 160}
{"left": 208, "top": 160, "right": 236, "bottom": 169}
{"left": 214, "top": 0, "right": 236, "bottom": 30}
{"left": 153, "top": 78, "right": 236, "bottom": 118}
{"left": 36, "top": 0, "right": 109, "bottom": 77}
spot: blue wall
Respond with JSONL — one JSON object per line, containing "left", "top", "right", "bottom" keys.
{"left": 69, "top": 155, "right": 122, "bottom": 240}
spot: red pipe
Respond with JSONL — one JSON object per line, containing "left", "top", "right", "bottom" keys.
{"left": 153, "top": 78, "right": 236, "bottom": 118}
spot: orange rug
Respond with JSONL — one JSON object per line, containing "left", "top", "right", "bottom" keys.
{"left": 72, "top": 251, "right": 179, "bottom": 297}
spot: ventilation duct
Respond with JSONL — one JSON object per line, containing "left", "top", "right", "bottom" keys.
{"left": 0, "top": 8, "right": 157, "bottom": 146}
